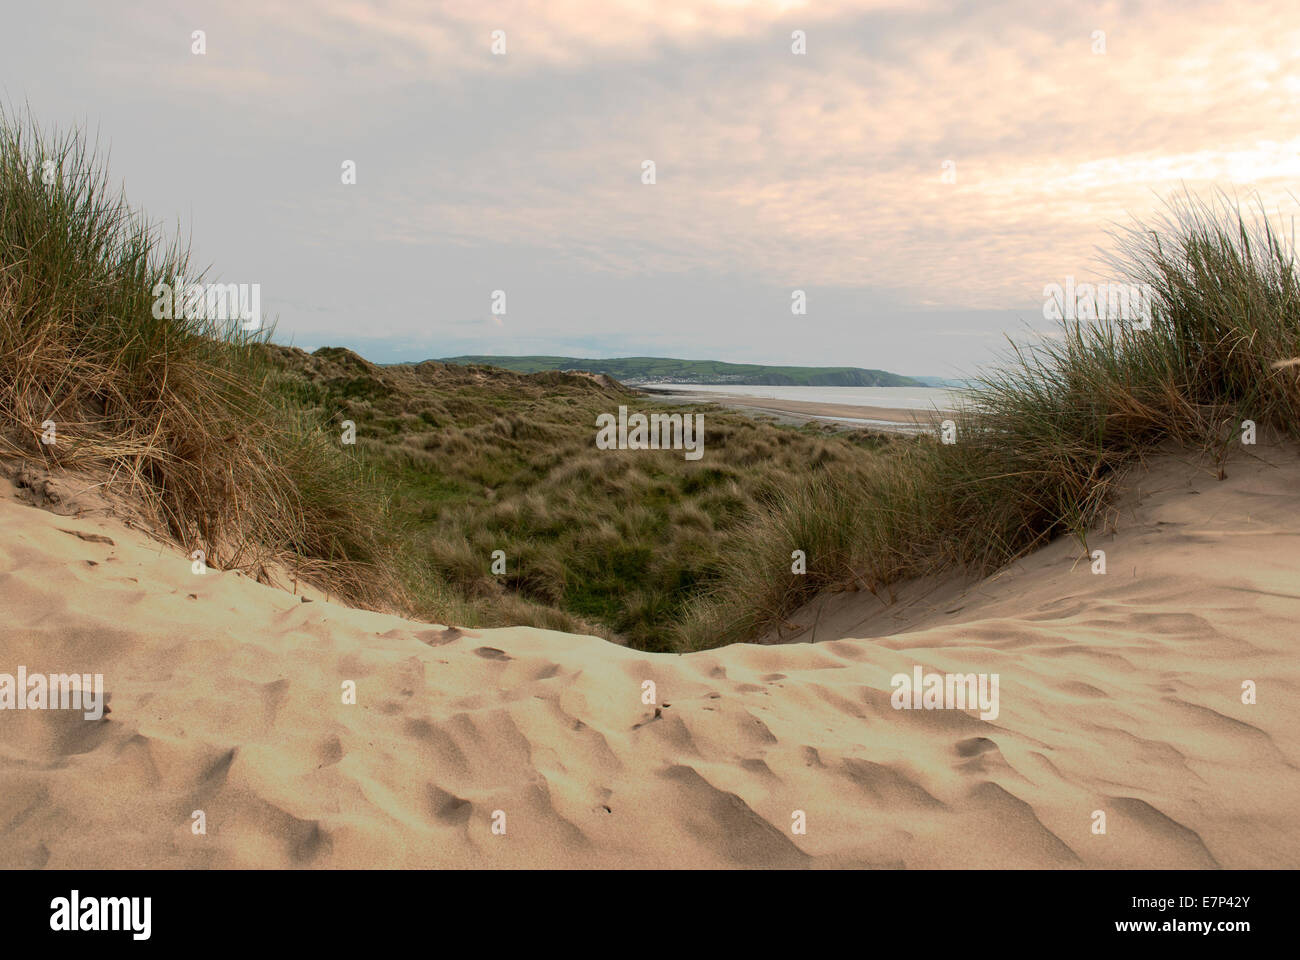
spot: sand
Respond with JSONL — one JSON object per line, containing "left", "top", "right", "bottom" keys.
{"left": 639, "top": 387, "right": 950, "bottom": 429}
{"left": 1, "top": 444, "right": 1297, "bottom": 869}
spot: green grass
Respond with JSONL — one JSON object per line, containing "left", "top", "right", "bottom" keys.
{"left": 261, "top": 343, "right": 897, "bottom": 649}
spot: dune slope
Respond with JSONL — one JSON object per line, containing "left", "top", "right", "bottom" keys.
{"left": 1, "top": 446, "right": 1296, "bottom": 868}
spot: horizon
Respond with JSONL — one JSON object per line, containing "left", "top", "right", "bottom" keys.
{"left": 5, "top": 0, "right": 1297, "bottom": 378}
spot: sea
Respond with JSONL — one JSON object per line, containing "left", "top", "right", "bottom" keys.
{"left": 638, "top": 383, "right": 963, "bottom": 409}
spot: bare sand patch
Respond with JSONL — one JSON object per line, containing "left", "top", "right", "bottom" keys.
{"left": 1, "top": 446, "right": 1295, "bottom": 868}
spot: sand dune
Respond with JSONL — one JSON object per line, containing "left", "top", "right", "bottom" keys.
{"left": 1, "top": 445, "right": 1297, "bottom": 868}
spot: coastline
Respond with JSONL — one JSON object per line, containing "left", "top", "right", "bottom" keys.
{"left": 637, "top": 385, "right": 955, "bottom": 430}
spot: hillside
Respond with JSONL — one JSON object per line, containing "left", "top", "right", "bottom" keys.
{"left": 437, "top": 355, "right": 923, "bottom": 387}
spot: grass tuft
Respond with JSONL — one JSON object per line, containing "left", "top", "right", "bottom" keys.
{"left": 0, "top": 110, "right": 401, "bottom": 610}
{"left": 678, "top": 191, "right": 1300, "bottom": 648}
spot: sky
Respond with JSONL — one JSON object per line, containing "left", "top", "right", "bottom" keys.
{"left": 2, "top": 0, "right": 1299, "bottom": 379}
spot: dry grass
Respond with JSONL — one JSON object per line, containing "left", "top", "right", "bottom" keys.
{"left": 0, "top": 111, "right": 403, "bottom": 610}
{"left": 682, "top": 191, "right": 1300, "bottom": 648}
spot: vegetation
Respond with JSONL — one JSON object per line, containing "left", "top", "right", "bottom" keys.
{"left": 0, "top": 110, "right": 405, "bottom": 610}
{"left": 683, "top": 191, "right": 1300, "bottom": 645}
{"left": 5, "top": 113, "right": 1297, "bottom": 652}
{"left": 438, "top": 355, "right": 922, "bottom": 387}
{"left": 259, "top": 344, "right": 897, "bottom": 648}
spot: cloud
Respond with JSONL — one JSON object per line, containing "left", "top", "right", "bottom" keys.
{"left": 313, "top": 0, "right": 1300, "bottom": 309}
{"left": 302, "top": 0, "right": 924, "bottom": 73}
{"left": 6, "top": 0, "right": 1297, "bottom": 370}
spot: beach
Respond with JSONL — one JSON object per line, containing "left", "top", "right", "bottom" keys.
{"left": 638, "top": 385, "right": 959, "bottom": 430}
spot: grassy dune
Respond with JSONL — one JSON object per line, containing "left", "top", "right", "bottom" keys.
{"left": 685, "top": 191, "right": 1300, "bottom": 646}
{"left": 0, "top": 113, "right": 405, "bottom": 610}
{"left": 259, "top": 343, "right": 897, "bottom": 648}
{"left": 4, "top": 113, "right": 1298, "bottom": 652}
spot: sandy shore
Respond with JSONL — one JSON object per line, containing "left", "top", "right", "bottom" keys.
{"left": 638, "top": 387, "right": 952, "bottom": 428}
{"left": 1, "top": 446, "right": 1296, "bottom": 868}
